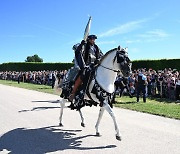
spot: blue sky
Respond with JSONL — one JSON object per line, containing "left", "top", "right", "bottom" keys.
{"left": 0, "top": 0, "right": 180, "bottom": 63}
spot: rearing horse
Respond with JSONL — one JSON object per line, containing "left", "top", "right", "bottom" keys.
{"left": 57, "top": 46, "right": 131, "bottom": 141}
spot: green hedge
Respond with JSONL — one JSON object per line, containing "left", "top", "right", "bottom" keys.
{"left": 0, "top": 59, "right": 179, "bottom": 71}
{"left": 132, "top": 59, "right": 180, "bottom": 71}
{"left": 0, "top": 62, "right": 74, "bottom": 71}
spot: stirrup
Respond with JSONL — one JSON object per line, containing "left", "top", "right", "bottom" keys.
{"left": 68, "top": 94, "right": 74, "bottom": 102}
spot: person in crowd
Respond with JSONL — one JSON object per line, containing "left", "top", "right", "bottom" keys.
{"left": 52, "top": 72, "right": 56, "bottom": 89}
{"left": 175, "top": 75, "right": 180, "bottom": 101}
{"left": 136, "top": 69, "right": 148, "bottom": 103}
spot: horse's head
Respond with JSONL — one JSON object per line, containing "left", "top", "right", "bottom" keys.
{"left": 114, "top": 46, "right": 132, "bottom": 77}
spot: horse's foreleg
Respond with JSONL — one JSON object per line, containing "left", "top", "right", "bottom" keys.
{"left": 59, "top": 98, "right": 65, "bottom": 127}
{"left": 95, "top": 107, "right": 105, "bottom": 136}
{"left": 78, "top": 110, "right": 85, "bottom": 127}
{"left": 104, "top": 102, "right": 122, "bottom": 141}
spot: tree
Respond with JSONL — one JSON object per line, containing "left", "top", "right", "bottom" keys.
{"left": 25, "top": 54, "right": 43, "bottom": 62}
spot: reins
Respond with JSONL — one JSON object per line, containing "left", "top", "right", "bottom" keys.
{"left": 99, "top": 64, "right": 120, "bottom": 73}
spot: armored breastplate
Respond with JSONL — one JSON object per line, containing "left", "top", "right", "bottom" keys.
{"left": 88, "top": 45, "right": 96, "bottom": 64}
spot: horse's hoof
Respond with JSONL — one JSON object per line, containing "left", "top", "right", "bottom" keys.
{"left": 81, "top": 122, "right": 85, "bottom": 127}
{"left": 116, "top": 135, "right": 122, "bottom": 141}
{"left": 96, "top": 132, "right": 101, "bottom": 137}
{"left": 59, "top": 123, "right": 63, "bottom": 127}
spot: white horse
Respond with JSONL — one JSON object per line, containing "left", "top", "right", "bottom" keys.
{"left": 57, "top": 46, "right": 131, "bottom": 141}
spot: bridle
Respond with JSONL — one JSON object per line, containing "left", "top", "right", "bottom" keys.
{"left": 99, "top": 52, "right": 122, "bottom": 73}
{"left": 98, "top": 48, "right": 130, "bottom": 73}
{"left": 99, "top": 64, "right": 120, "bottom": 73}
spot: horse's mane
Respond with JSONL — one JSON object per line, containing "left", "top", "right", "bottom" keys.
{"left": 99, "top": 48, "right": 117, "bottom": 64}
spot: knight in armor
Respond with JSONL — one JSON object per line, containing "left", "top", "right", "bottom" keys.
{"left": 68, "top": 34, "right": 103, "bottom": 103}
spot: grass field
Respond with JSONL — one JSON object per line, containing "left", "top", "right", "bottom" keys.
{"left": 0, "top": 79, "right": 180, "bottom": 120}
{"left": 0, "top": 79, "right": 55, "bottom": 94}
{"left": 115, "top": 96, "right": 180, "bottom": 120}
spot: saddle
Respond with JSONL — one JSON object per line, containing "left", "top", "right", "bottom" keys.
{"left": 60, "top": 65, "right": 95, "bottom": 106}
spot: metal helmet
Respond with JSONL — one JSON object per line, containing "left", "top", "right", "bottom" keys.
{"left": 72, "top": 43, "right": 80, "bottom": 51}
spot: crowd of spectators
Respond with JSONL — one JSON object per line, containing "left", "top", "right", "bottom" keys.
{"left": 0, "top": 70, "right": 67, "bottom": 88}
{"left": 116, "top": 68, "right": 180, "bottom": 101}
{"left": 0, "top": 68, "right": 180, "bottom": 101}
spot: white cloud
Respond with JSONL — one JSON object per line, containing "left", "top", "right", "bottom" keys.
{"left": 96, "top": 40, "right": 116, "bottom": 45}
{"left": 125, "top": 39, "right": 142, "bottom": 44}
{"left": 138, "top": 29, "right": 169, "bottom": 38}
{"left": 98, "top": 19, "right": 148, "bottom": 38}
{"left": 27, "top": 22, "right": 70, "bottom": 37}
{"left": 125, "top": 29, "right": 169, "bottom": 44}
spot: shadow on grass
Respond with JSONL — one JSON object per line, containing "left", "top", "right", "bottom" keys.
{"left": 116, "top": 101, "right": 137, "bottom": 104}
{"left": 37, "top": 87, "right": 51, "bottom": 90}
{"left": 116, "top": 95, "right": 177, "bottom": 104}
{"left": 148, "top": 97, "right": 176, "bottom": 103}
{"left": 0, "top": 125, "right": 116, "bottom": 154}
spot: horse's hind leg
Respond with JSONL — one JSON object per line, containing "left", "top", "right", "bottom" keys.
{"left": 104, "top": 102, "right": 122, "bottom": 141}
{"left": 95, "top": 107, "right": 105, "bottom": 136}
{"left": 79, "top": 110, "right": 85, "bottom": 127}
{"left": 59, "top": 98, "right": 65, "bottom": 127}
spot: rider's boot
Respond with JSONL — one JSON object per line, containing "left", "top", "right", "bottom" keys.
{"left": 68, "top": 76, "right": 83, "bottom": 103}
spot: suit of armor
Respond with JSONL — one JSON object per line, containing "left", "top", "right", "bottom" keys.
{"left": 75, "top": 41, "right": 102, "bottom": 70}
{"left": 68, "top": 35, "right": 103, "bottom": 103}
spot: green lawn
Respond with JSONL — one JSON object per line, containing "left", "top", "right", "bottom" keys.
{"left": 0, "top": 79, "right": 55, "bottom": 94}
{"left": 0, "top": 79, "right": 180, "bottom": 120}
{"left": 115, "top": 96, "right": 180, "bottom": 120}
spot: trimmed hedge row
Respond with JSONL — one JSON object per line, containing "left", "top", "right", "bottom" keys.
{"left": 132, "top": 59, "right": 180, "bottom": 70}
{"left": 0, "top": 59, "right": 179, "bottom": 71}
{"left": 0, "top": 62, "right": 74, "bottom": 71}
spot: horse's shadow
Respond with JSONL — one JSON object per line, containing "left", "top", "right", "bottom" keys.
{"left": 18, "top": 106, "right": 61, "bottom": 113}
{"left": 0, "top": 125, "right": 116, "bottom": 154}
{"left": 19, "top": 100, "right": 70, "bottom": 113}
{"left": 31, "top": 100, "right": 60, "bottom": 103}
